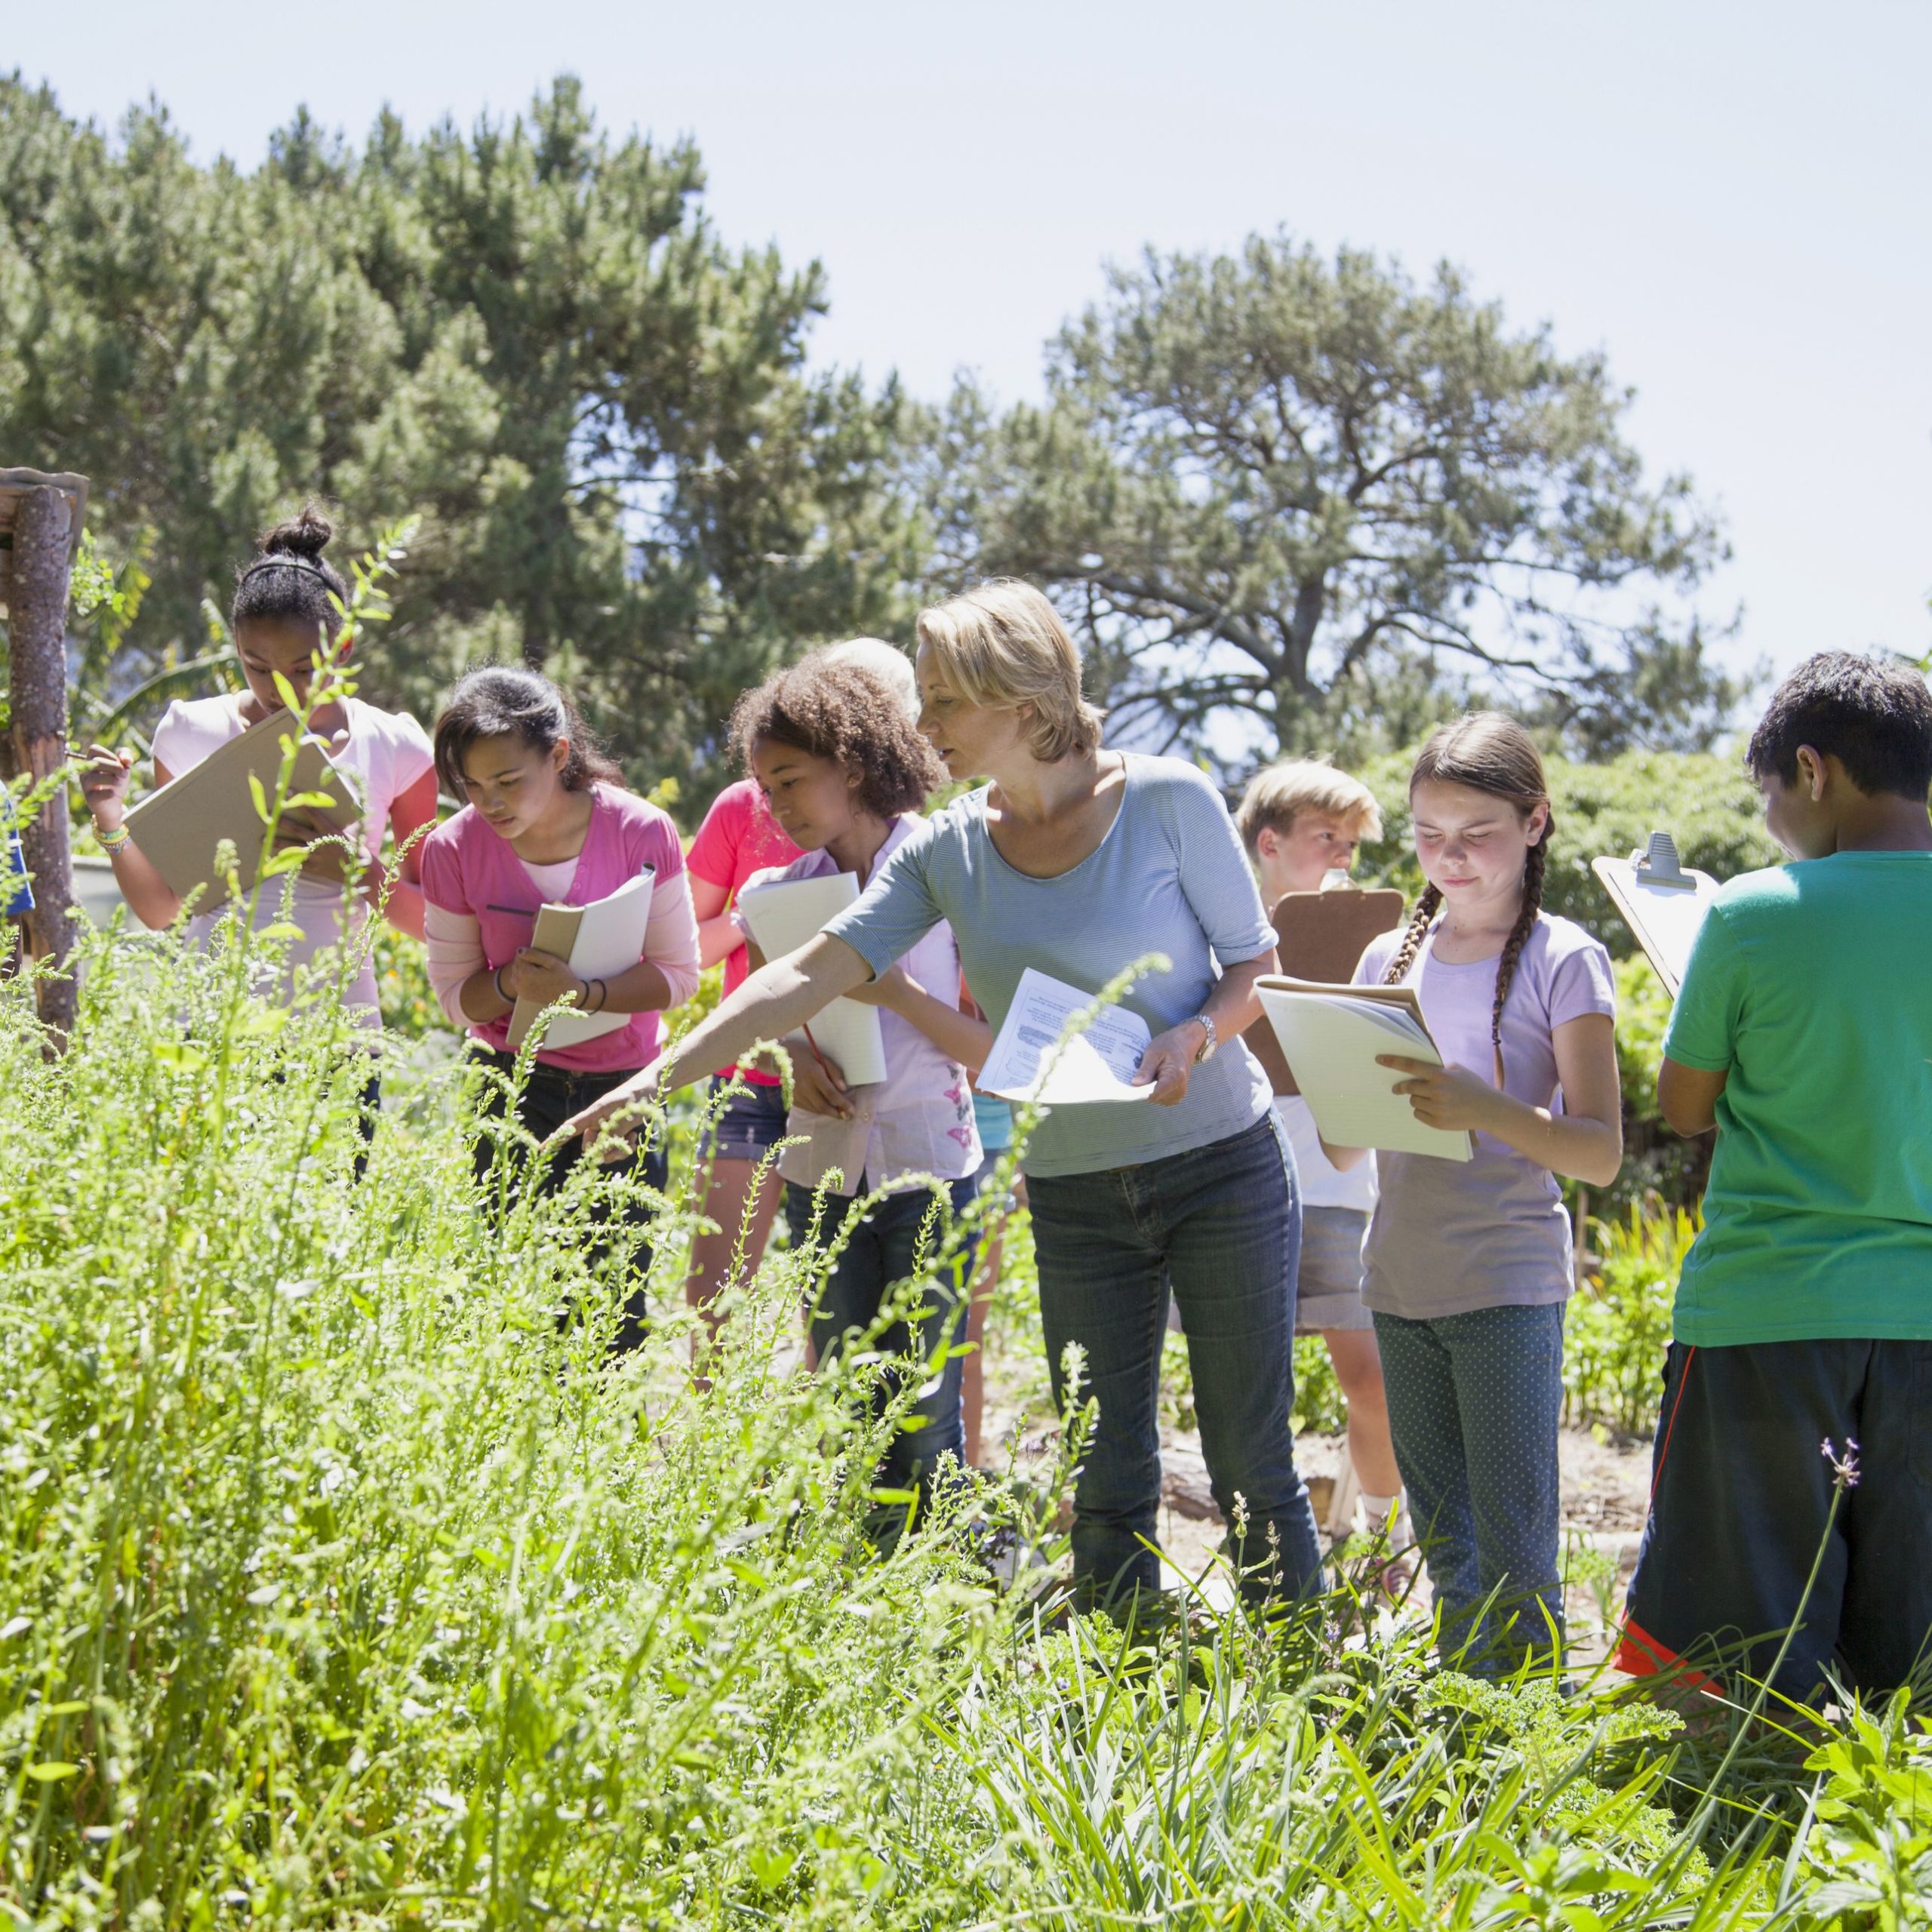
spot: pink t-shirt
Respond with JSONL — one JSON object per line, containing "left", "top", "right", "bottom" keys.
{"left": 687, "top": 777, "right": 801, "bottom": 1084}
{"left": 735, "top": 814, "right": 980, "bottom": 1195}
{"left": 1353, "top": 912, "right": 1616, "bottom": 1319}
{"left": 419, "top": 784, "right": 697, "bottom": 1073}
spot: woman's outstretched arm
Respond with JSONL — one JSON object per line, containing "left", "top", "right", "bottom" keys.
{"left": 565, "top": 931, "right": 872, "bottom": 1144}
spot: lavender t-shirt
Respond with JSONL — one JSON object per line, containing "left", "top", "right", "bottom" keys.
{"left": 1352, "top": 912, "right": 1616, "bottom": 1318}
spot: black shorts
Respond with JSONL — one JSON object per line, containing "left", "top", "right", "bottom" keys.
{"left": 1620, "top": 1337, "right": 1932, "bottom": 1700}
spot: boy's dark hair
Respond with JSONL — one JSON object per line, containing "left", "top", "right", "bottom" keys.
{"left": 731, "top": 651, "right": 943, "bottom": 819}
{"left": 1745, "top": 651, "right": 1932, "bottom": 799}
{"left": 433, "top": 666, "right": 625, "bottom": 798}
{"left": 232, "top": 505, "right": 349, "bottom": 640}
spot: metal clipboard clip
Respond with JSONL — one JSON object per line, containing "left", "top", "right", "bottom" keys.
{"left": 1629, "top": 830, "right": 1695, "bottom": 891}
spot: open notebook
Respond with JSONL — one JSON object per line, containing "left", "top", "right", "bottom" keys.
{"left": 1256, "top": 975, "right": 1473, "bottom": 1161}
{"left": 505, "top": 868, "right": 656, "bottom": 1051}
{"left": 977, "top": 968, "right": 1154, "bottom": 1106}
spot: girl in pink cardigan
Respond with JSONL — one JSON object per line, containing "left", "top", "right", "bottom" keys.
{"left": 420, "top": 667, "right": 700, "bottom": 1353}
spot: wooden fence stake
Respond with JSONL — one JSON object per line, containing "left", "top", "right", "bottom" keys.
{"left": 3, "top": 477, "right": 85, "bottom": 1041}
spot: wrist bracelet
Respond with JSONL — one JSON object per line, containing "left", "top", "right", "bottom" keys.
{"left": 96, "top": 822, "right": 131, "bottom": 854}
{"left": 493, "top": 964, "right": 512, "bottom": 1004}
{"left": 592, "top": 977, "right": 608, "bottom": 1013}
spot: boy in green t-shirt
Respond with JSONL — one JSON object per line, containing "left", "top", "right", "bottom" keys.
{"left": 1621, "top": 651, "right": 1932, "bottom": 1700}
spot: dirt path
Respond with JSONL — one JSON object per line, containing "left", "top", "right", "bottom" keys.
{"left": 979, "top": 1381, "right": 1656, "bottom": 1663}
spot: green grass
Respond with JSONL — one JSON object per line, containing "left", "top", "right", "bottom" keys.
{"left": 2, "top": 915, "right": 1925, "bottom": 1929}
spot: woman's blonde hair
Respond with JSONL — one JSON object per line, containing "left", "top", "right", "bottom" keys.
{"left": 915, "top": 580, "right": 1105, "bottom": 764}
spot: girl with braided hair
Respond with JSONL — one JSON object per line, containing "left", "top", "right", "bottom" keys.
{"left": 1326, "top": 712, "right": 1622, "bottom": 1673}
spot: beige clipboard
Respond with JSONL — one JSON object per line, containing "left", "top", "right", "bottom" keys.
{"left": 503, "top": 869, "right": 657, "bottom": 1051}
{"left": 1245, "top": 888, "right": 1407, "bottom": 1097}
{"left": 1590, "top": 834, "right": 1720, "bottom": 998}
{"left": 122, "top": 708, "right": 361, "bottom": 903}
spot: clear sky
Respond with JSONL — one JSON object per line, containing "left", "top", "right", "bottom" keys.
{"left": 10, "top": 0, "right": 1930, "bottom": 690}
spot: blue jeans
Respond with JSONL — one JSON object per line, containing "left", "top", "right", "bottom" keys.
{"left": 1373, "top": 1303, "right": 1566, "bottom": 1671}
{"left": 1023, "top": 1112, "right": 1323, "bottom": 1607}
{"left": 784, "top": 1175, "right": 980, "bottom": 1495}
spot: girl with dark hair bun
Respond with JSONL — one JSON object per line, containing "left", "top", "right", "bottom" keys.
{"left": 419, "top": 665, "right": 700, "bottom": 1355}
{"left": 1326, "top": 711, "right": 1623, "bottom": 1675}
{"left": 78, "top": 504, "right": 440, "bottom": 1029}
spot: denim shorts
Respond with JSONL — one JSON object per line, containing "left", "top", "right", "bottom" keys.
{"left": 971, "top": 1143, "right": 1020, "bottom": 1211}
{"left": 1295, "top": 1204, "right": 1374, "bottom": 1334}
{"left": 703, "top": 1074, "right": 789, "bottom": 1164}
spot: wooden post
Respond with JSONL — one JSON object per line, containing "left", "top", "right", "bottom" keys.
{"left": 3, "top": 477, "right": 85, "bottom": 1038}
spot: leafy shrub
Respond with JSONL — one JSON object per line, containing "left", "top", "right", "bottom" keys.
{"left": 371, "top": 924, "right": 437, "bottom": 1036}
{"left": 1565, "top": 1204, "right": 1696, "bottom": 1435}
{"left": 0, "top": 909, "right": 1875, "bottom": 1925}
{"left": 1611, "top": 954, "right": 1715, "bottom": 1212}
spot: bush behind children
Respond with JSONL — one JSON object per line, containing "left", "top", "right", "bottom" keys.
{"left": 74, "top": 509, "right": 1932, "bottom": 1698}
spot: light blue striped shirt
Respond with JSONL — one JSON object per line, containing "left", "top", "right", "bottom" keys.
{"left": 824, "top": 754, "right": 1275, "bottom": 1177}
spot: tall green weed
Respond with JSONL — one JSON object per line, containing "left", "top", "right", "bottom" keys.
{"left": 0, "top": 905, "right": 1890, "bottom": 1928}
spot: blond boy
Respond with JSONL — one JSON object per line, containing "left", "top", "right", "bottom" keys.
{"left": 1236, "top": 760, "right": 1406, "bottom": 1545}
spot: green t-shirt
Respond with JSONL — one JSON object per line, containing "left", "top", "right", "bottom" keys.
{"left": 1664, "top": 851, "right": 1932, "bottom": 1345}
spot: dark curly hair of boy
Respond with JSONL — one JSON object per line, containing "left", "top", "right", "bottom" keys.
{"left": 731, "top": 651, "right": 942, "bottom": 818}
{"left": 1746, "top": 651, "right": 1932, "bottom": 800}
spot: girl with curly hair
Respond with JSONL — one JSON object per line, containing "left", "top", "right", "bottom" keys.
{"left": 678, "top": 641, "right": 919, "bottom": 1378}
{"left": 724, "top": 647, "right": 991, "bottom": 1506}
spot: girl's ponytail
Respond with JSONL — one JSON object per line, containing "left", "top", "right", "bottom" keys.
{"left": 232, "top": 503, "right": 350, "bottom": 641}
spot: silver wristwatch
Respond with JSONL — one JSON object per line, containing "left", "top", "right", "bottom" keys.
{"left": 1191, "top": 1012, "right": 1218, "bottom": 1063}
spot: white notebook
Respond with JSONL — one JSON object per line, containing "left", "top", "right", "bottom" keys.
{"left": 735, "top": 869, "right": 888, "bottom": 1086}
{"left": 978, "top": 967, "right": 1154, "bottom": 1106}
{"left": 505, "top": 868, "right": 655, "bottom": 1051}
{"left": 1256, "top": 977, "right": 1472, "bottom": 1161}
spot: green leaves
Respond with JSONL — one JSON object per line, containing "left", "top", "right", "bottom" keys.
{"left": 0, "top": 904, "right": 1882, "bottom": 1927}
{"left": 934, "top": 230, "right": 1736, "bottom": 765}
{"left": 2, "top": 78, "right": 922, "bottom": 794}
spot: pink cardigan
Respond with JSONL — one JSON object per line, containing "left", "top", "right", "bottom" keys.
{"left": 419, "top": 784, "right": 696, "bottom": 1072}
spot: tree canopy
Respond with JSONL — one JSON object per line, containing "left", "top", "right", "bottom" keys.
{"left": 5, "top": 89, "right": 1764, "bottom": 792}
{"left": 0, "top": 75, "right": 925, "bottom": 789}
{"left": 925, "top": 233, "right": 1749, "bottom": 765}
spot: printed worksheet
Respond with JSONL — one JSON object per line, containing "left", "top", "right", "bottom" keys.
{"left": 979, "top": 968, "right": 1155, "bottom": 1105}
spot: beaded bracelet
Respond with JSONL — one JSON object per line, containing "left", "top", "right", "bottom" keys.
{"left": 96, "top": 822, "right": 132, "bottom": 854}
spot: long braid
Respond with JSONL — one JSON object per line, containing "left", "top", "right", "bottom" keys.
{"left": 1380, "top": 882, "right": 1442, "bottom": 988}
{"left": 1488, "top": 822, "right": 1550, "bottom": 1087}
